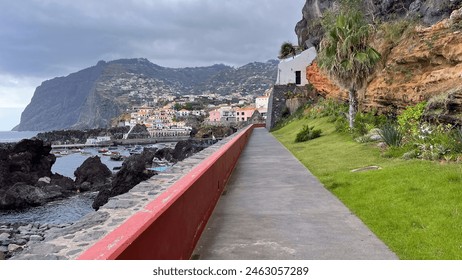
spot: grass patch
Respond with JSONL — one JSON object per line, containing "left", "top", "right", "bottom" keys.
{"left": 272, "top": 117, "right": 462, "bottom": 259}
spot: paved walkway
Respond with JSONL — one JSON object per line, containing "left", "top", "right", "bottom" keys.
{"left": 193, "top": 128, "right": 397, "bottom": 259}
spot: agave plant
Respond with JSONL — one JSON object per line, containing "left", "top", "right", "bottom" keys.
{"left": 378, "top": 123, "right": 403, "bottom": 147}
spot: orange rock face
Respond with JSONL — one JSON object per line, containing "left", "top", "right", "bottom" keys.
{"left": 306, "top": 8, "right": 462, "bottom": 115}
{"left": 306, "top": 62, "right": 348, "bottom": 100}
{"left": 365, "top": 14, "right": 462, "bottom": 114}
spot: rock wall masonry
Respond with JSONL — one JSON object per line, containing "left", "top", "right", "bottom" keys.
{"left": 10, "top": 130, "right": 245, "bottom": 260}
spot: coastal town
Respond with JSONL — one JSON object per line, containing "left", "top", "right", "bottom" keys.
{"left": 115, "top": 91, "right": 270, "bottom": 139}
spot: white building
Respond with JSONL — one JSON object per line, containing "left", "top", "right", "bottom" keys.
{"left": 85, "top": 136, "right": 111, "bottom": 145}
{"left": 276, "top": 47, "right": 317, "bottom": 86}
{"left": 177, "top": 109, "right": 191, "bottom": 117}
{"left": 255, "top": 95, "right": 269, "bottom": 119}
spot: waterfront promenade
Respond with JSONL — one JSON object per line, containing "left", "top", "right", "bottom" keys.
{"left": 194, "top": 128, "right": 397, "bottom": 259}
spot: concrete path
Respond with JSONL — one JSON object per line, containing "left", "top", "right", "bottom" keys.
{"left": 193, "top": 128, "right": 397, "bottom": 260}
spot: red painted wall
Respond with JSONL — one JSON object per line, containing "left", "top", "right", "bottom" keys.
{"left": 78, "top": 124, "right": 263, "bottom": 260}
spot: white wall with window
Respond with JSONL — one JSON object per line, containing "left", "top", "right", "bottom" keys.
{"left": 276, "top": 47, "right": 317, "bottom": 86}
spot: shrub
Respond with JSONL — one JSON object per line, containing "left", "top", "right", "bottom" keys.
{"left": 378, "top": 123, "right": 403, "bottom": 147}
{"left": 305, "top": 98, "right": 348, "bottom": 120}
{"left": 295, "top": 125, "right": 322, "bottom": 143}
{"left": 397, "top": 102, "right": 426, "bottom": 137}
{"left": 352, "top": 111, "right": 388, "bottom": 137}
{"left": 380, "top": 19, "right": 415, "bottom": 45}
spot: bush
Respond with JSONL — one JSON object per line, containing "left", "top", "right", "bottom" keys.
{"left": 379, "top": 19, "right": 415, "bottom": 45}
{"left": 397, "top": 102, "right": 426, "bottom": 137}
{"left": 295, "top": 125, "right": 322, "bottom": 143}
{"left": 351, "top": 111, "right": 388, "bottom": 137}
{"left": 305, "top": 98, "right": 348, "bottom": 120}
{"left": 378, "top": 123, "right": 403, "bottom": 147}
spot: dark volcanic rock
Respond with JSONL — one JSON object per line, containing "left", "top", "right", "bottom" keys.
{"left": 154, "top": 148, "right": 175, "bottom": 162}
{"left": 74, "top": 156, "right": 112, "bottom": 192}
{"left": 0, "top": 139, "right": 55, "bottom": 188}
{"left": 154, "top": 139, "right": 215, "bottom": 163}
{"left": 50, "top": 173, "right": 75, "bottom": 192}
{"left": 92, "top": 150, "right": 156, "bottom": 210}
{"left": 295, "top": 0, "right": 462, "bottom": 49}
{"left": 0, "top": 139, "right": 75, "bottom": 210}
{"left": 171, "top": 140, "right": 210, "bottom": 162}
{"left": 126, "top": 124, "right": 150, "bottom": 139}
{"left": 0, "top": 183, "right": 67, "bottom": 210}
{"left": 35, "top": 126, "right": 129, "bottom": 145}
{"left": 194, "top": 125, "right": 236, "bottom": 139}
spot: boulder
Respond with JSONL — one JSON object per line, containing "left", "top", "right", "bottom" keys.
{"left": 0, "top": 183, "right": 67, "bottom": 210}
{"left": 127, "top": 124, "right": 150, "bottom": 139}
{"left": 92, "top": 150, "right": 156, "bottom": 210}
{"left": 0, "top": 139, "right": 56, "bottom": 188}
{"left": 171, "top": 140, "right": 209, "bottom": 162}
{"left": 74, "top": 156, "right": 112, "bottom": 192}
{"left": 50, "top": 173, "right": 75, "bottom": 191}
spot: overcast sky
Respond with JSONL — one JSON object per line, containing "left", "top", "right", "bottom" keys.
{"left": 0, "top": 0, "right": 305, "bottom": 131}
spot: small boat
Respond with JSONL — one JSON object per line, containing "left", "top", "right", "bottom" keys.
{"left": 129, "top": 146, "right": 143, "bottom": 155}
{"left": 108, "top": 146, "right": 118, "bottom": 150}
{"left": 102, "top": 151, "right": 114, "bottom": 156}
{"left": 113, "top": 166, "right": 122, "bottom": 171}
{"left": 98, "top": 148, "right": 108, "bottom": 153}
{"left": 60, "top": 150, "right": 69, "bottom": 155}
{"left": 110, "top": 153, "right": 124, "bottom": 161}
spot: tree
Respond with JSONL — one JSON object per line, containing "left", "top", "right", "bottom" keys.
{"left": 279, "top": 41, "right": 297, "bottom": 59}
{"left": 317, "top": 0, "right": 381, "bottom": 128}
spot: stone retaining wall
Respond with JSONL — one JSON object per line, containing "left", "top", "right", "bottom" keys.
{"left": 11, "top": 127, "right": 249, "bottom": 260}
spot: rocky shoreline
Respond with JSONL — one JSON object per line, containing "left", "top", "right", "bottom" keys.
{"left": 0, "top": 222, "right": 71, "bottom": 260}
{"left": 0, "top": 136, "right": 217, "bottom": 259}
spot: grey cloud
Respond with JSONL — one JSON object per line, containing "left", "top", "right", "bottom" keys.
{"left": 0, "top": 0, "right": 305, "bottom": 78}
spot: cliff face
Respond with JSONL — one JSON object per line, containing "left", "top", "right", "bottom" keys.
{"left": 306, "top": 7, "right": 462, "bottom": 118}
{"left": 15, "top": 59, "right": 277, "bottom": 131}
{"left": 364, "top": 12, "right": 462, "bottom": 113}
{"left": 15, "top": 63, "right": 105, "bottom": 131}
{"left": 295, "top": 0, "right": 462, "bottom": 49}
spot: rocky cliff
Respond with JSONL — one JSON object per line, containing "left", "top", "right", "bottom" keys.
{"left": 305, "top": 6, "right": 462, "bottom": 120}
{"left": 295, "top": 0, "right": 462, "bottom": 49}
{"left": 364, "top": 12, "right": 462, "bottom": 114}
{"left": 15, "top": 59, "right": 278, "bottom": 131}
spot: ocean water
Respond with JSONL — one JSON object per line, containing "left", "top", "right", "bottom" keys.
{"left": 0, "top": 131, "right": 39, "bottom": 143}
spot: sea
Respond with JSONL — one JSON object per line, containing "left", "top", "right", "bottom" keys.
{"left": 0, "top": 131, "right": 130, "bottom": 224}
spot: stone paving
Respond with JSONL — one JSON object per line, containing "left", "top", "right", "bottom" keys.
{"left": 193, "top": 128, "right": 398, "bottom": 260}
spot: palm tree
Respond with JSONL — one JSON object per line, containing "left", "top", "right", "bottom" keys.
{"left": 278, "top": 41, "right": 297, "bottom": 59}
{"left": 317, "top": 0, "right": 381, "bottom": 128}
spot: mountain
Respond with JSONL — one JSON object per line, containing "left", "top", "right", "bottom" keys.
{"left": 14, "top": 58, "right": 278, "bottom": 131}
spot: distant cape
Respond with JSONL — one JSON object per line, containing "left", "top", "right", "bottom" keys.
{"left": 14, "top": 58, "right": 278, "bottom": 131}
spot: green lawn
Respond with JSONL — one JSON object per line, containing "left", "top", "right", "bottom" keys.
{"left": 272, "top": 117, "right": 462, "bottom": 259}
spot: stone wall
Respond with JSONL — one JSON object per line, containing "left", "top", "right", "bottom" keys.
{"left": 266, "top": 85, "right": 320, "bottom": 130}
{"left": 266, "top": 85, "right": 297, "bottom": 130}
{"left": 10, "top": 129, "right": 247, "bottom": 260}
